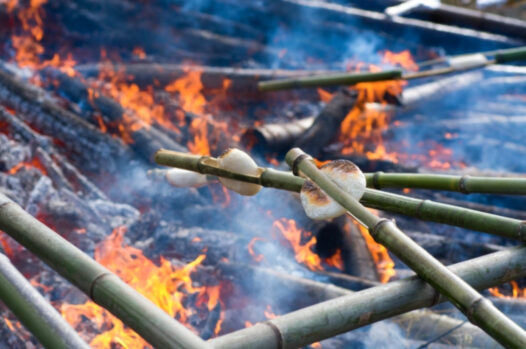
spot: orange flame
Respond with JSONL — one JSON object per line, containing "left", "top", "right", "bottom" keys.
{"left": 248, "top": 237, "right": 266, "bottom": 263}
{"left": 381, "top": 50, "right": 419, "bottom": 71}
{"left": 489, "top": 281, "right": 526, "bottom": 299}
{"left": 7, "top": 157, "right": 47, "bottom": 175}
{"left": 165, "top": 70, "right": 206, "bottom": 115}
{"left": 352, "top": 219, "right": 395, "bottom": 283}
{"left": 263, "top": 305, "right": 278, "bottom": 320}
{"left": 323, "top": 249, "right": 344, "bottom": 271}
{"left": 62, "top": 226, "right": 224, "bottom": 347}
{"left": 338, "top": 65, "right": 403, "bottom": 162}
{"left": 272, "top": 218, "right": 323, "bottom": 271}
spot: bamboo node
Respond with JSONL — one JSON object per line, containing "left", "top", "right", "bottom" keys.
{"left": 458, "top": 175, "right": 471, "bottom": 194}
{"left": 465, "top": 297, "right": 486, "bottom": 325}
{"left": 292, "top": 154, "right": 311, "bottom": 176}
{"left": 88, "top": 272, "right": 113, "bottom": 301}
{"left": 263, "top": 321, "right": 284, "bottom": 349}
{"left": 416, "top": 199, "right": 429, "bottom": 219}
{"left": 518, "top": 222, "right": 526, "bottom": 240}
{"left": 372, "top": 171, "right": 383, "bottom": 189}
{"left": 369, "top": 218, "right": 392, "bottom": 242}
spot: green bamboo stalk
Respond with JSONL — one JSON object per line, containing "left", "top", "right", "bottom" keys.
{"left": 365, "top": 172, "right": 526, "bottom": 195}
{"left": 258, "top": 69, "right": 403, "bottom": 91}
{"left": 210, "top": 245, "right": 526, "bottom": 349}
{"left": 258, "top": 45, "right": 526, "bottom": 92}
{"left": 154, "top": 149, "right": 305, "bottom": 192}
{"left": 0, "top": 193, "right": 210, "bottom": 349}
{"left": 257, "top": 61, "right": 488, "bottom": 92}
{"left": 285, "top": 147, "right": 526, "bottom": 348}
{"left": 154, "top": 149, "right": 526, "bottom": 241}
{"left": 495, "top": 46, "right": 526, "bottom": 64}
{"left": 0, "top": 253, "right": 90, "bottom": 349}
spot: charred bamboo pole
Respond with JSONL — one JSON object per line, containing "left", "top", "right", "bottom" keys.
{"left": 154, "top": 150, "right": 526, "bottom": 241}
{"left": 0, "top": 193, "right": 210, "bottom": 349}
{"left": 210, "top": 245, "right": 526, "bottom": 349}
{"left": 285, "top": 147, "right": 526, "bottom": 348}
{"left": 0, "top": 253, "right": 90, "bottom": 349}
{"left": 366, "top": 172, "right": 526, "bottom": 195}
{"left": 259, "top": 46, "right": 526, "bottom": 91}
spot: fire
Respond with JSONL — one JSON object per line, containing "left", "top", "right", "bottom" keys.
{"left": 489, "top": 281, "right": 526, "bottom": 299}
{"left": 247, "top": 237, "right": 266, "bottom": 263}
{"left": 352, "top": 220, "right": 395, "bottom": 283}
{"left": 62, "top": 226, "right": 224, "bottom": 347}
{"left": 165, "top": 70, "right": 206, "bottom": 115}
{"left": 323, "top": 249, "right": 344, "bottom": 270}
{"left": 7, "top": 0, "right": 78, "bottom": 76}
{"left": 381, "top": 50, "right": 419, "bottom": 71}
{"left": 7, "top": 157, "right": 47, "bottom": 175}
{"left": 272, "top": 218, "right": 323, "bottom": 271}
{"left": 187, "top": 117, "right": 210, "bottom": 155}
{"left": 3, "top": 317, "right": 16, "bottom": 332}
{"left": 263, "top": 305, "right": 278, "bottom": 320}
{"left": 338, "top": 65, "right": 404, "bottom": 161}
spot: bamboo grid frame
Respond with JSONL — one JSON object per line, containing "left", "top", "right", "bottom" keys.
{"left": 2, "top": 147, "right": 526, "bottom": 348}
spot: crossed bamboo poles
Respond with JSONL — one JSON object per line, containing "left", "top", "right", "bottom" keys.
{"left": 2, "top": 148, "right": 526, "bottom": 348}
{"left": 155, "top": 148, "right": 526, "bottom": 348}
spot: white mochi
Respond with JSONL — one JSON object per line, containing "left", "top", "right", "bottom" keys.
{"left": 165, "top": 168, "right": 209, "bottom": 188}
{"left": 300, "top": 160, "right": 366, "bottom": 220}
{"left": 217, "top": 148, "right": 262, "bottom": 196}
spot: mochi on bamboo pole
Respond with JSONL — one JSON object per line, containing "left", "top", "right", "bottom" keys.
{"left": 301, "top": 160, "right": 366, "bottom": 220}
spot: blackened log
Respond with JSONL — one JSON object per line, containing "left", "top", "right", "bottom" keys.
{"left": 0, "top": 106, "right": 107, "bottom": 200}
{"left": 312, "top": 217, "right": 379, "bottom": 281}
{"left": 42, "top": 69, "right": 185, "bottom": 159}
{"left": 34, "top": 147, "right": 74, "bottom": 192}
{"left": 293, "top": 88, "right": 358, "bottom": 158}
{"left": 242, "top": 117, "right": 314, "bottom": 153}
{"left": 0, "top": 69, "right": 132, "bottom": 173}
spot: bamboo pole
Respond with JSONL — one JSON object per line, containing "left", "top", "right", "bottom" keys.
{"left": 209, "top": 245, "right": 526, "bottom": 349}
{"left": 154, "top": 149, "right": 526, "bottom": 241}
{"left": 284, "top": 147, "right": 526, "bottom": 348}
{"left": 365, "top": 172, "right": 526, "bottom": 195}
{"left": 0, "top": 193, "right": 210, "bottom": 349}
{"left": 0, "top": 253, "right": 90, "bottom": 349}
{"left": 258, "top": 46, "right": 526, "bottom": 91}
{"left": 258, "top": 69, "right": 403, "bottom": 91}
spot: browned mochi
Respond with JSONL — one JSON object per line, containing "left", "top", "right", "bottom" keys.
{"left": 300, "top": 159, "right": 366, "bottom": 220}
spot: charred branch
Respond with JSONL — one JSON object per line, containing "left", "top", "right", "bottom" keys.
{"left": 0, "top": 68, "right": 132, "bottom": 173}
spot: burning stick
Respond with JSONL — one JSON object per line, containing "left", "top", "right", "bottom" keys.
{"left": 154, "top": 149, "right": 526, "bottom": 241}
{"left": 285, "top": 147, "right": 526, "bottom": 347}
{"left": 366, "top": 172, "right": 526, "bottom": 195}
{"left": 0, "top": 253, "right": 89, "bottom": 349}
{"left": 210, "top": 245, "right": 526, "bottom": 349}
{"left": 0, "top": 193, "right": 211, "bottom": 349}
{"left": 258, "top": 46, "right": 526, "bottom": 91}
